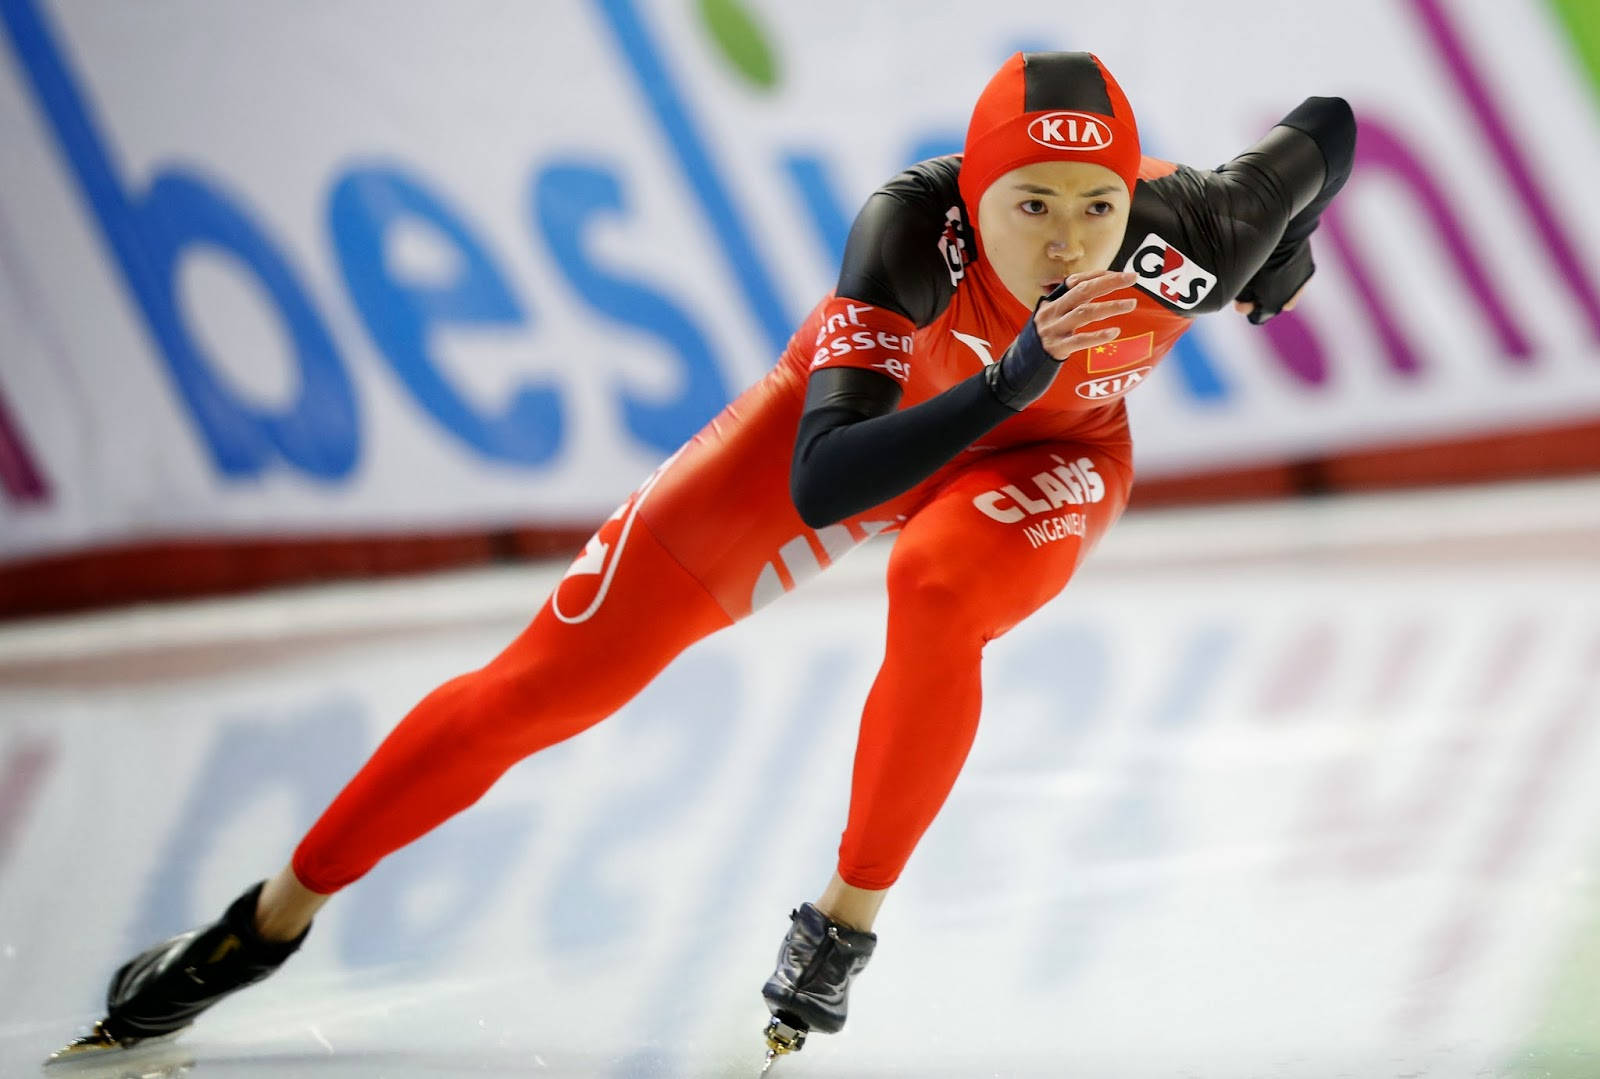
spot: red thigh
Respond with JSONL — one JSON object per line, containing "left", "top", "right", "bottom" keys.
{"left": 837, "top": 441, "right": 1131, "bottom": 889}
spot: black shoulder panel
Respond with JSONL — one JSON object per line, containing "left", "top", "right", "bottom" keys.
{"left": 835, "top": 156, "right": 972, "bottom": 328}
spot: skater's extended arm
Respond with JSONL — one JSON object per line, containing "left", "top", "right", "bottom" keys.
{"left": 1127, "top": 96, "right": 1354, "bottom": 324}
{"left": 1214, "top": 96, "right": 1356, "bottom": 321}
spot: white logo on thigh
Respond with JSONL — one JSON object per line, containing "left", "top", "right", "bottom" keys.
{"left": 748, "top": 519, "right": 897, "bottom": 614}
{"left": 551, "top": 446, "right": 684, "bottom": 625}
{"left": 971, "top": 455, "right": 1106, "bottom": 525}
{"left": 1019, "top": 513, "right": 1086, "bottom": 549}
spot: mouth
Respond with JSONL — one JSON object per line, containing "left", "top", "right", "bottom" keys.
{"left": 1040, "top": 278, "right": 1068, "bottom": 297}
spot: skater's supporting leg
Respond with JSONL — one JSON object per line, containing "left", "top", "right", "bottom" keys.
{"left": 836, "top": 441, "right": 1130, "bottom": 890}
{"left": 763, "top": 442, "right": 1131, "bottom": 1052}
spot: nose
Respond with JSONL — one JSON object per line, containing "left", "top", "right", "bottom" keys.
{"left": 1046, "top": 229, "right": 1084, "bottom": 263}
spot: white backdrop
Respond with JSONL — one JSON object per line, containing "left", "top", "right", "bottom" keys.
{"left": 2, "top": 0, "right": 1598, "bottom": 562}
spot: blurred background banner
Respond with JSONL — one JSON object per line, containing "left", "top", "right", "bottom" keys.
{"left": 1, "top": 0, "right": 1597, "bottom": 581}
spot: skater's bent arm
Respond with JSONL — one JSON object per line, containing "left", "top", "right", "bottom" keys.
{"left": 789, "top": 366, "right": 1015, "bottom": 528}
{"left": 788, "top": 274, "right": 1130, "bottom": 529}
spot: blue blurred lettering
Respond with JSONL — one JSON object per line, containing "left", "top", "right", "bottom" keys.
{"left": 782, "top": 152, "right": 854, "bottom": 271}
{"left": 593, "top": 0, "right": 795, "bottom": 354}
{"left": 331, "top": 166, "right": 563, "bottom": 465}
{"left": 534, "top": 163, "right": 730, "bottom": 453}
{"left": 0, "top": 0, "right": 358, "bottom": 479}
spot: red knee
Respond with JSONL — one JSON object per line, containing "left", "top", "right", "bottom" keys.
{"left": 883, "top": 540, "right": 992, "bottom": 647}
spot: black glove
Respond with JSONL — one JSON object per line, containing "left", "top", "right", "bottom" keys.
{"left": 1235, "top": 241, "right": 1315, "bottom": 325}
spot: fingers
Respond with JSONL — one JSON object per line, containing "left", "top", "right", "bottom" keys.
{"left": 1045, "top": 325, "right": 1122, "bottom": 357}
{"left": 1033, "top": 271, "right": 1136, "bottom": 359}
{"left": 1041, "top": 270, "right": 1135, "bottom": 315}
{"left": 1060, "top": 297, "right": 1138, "bottom": 330}
{"left": 1236, "top": 282, "right": 1305, "bottom": 322}
{"left": 1037, "top": 315, "right": 1130, "bottom": 358}
{"left": 1035, "top": 270, "right": 1135, "bottom": 329}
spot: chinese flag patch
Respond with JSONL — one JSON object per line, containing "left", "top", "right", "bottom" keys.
{"left": 1084, "top": 331, "right": 1153, "bottom": 374}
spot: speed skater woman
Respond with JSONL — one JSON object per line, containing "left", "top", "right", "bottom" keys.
{"left": 54, "top": 49, "right": 1355, "bottom": 1067}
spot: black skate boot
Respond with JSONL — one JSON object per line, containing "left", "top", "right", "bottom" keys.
{"left": 759, "top": 903, "right": 877, "bottom": 1068}
{"left": 46, "top": 881, "right": 310, "bottom": 1065}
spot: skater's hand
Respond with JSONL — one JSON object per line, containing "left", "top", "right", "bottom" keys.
{"left": 987, "top": 269, "right": 1137, "bottom": 412}
{"left": 1234, "top": 240, "right": 1315, "bottom": 325}
{"left": 1032, "top": 270, "right": 1138, "bottom": 360}
{"left": 1233, "top": 281, "right": 1307, "bottom": 320}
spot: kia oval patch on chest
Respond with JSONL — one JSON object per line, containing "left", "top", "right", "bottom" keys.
{"left": 1124, "top": 233, "right": 1217, "bottom": 310}
{"left": 1075, "top": 365, "right": 1151, "bottom": 400}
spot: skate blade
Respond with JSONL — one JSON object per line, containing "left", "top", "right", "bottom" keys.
{"left": 43, "top": 1023, "right": 192, "bottom": 1076}
{"left": 759, "top": 1015, "right": 806, "bottom": 1073}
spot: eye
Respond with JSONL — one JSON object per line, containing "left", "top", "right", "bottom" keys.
{"left": 1087, "top": 200, "right": 1115, "bottom": 217}
{"left": 1020, "top": 199, "right": 1048, "bottom": 216}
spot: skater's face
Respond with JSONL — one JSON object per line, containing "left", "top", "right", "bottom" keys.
{"left": 976, "top": 160, "right": 1130, "bottom": 310}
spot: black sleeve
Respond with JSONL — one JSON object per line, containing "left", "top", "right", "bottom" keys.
{"left": 1258, "top": 97, "right": 1357, "bottom": 252}
{"left": 1231, "top": 97, "right": 1357, "bottom": 322}
{"left": 789, "top": 366, "right": 1015, "bottom": 529}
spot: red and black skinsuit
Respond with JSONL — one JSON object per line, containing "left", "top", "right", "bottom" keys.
{"left": 292, "top": 59, "right": 1355, "bottom": 894}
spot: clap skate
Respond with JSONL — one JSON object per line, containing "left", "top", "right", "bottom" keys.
{"left": 757, "top": 903, "right": 877, "bottom": 1072}
{"left": 45, "top": 881, "right": 309, "bottom": 1067}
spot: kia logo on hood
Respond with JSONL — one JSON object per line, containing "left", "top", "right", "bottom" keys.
{"left": 1026, "top": 111, "right": 1113, "bottom": 151}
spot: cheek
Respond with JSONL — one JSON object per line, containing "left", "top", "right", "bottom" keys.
{"left": 1089, "top": 219, "right": 1127, "bottom": 264}
{"left": 1012, "top": 216, "right": 1053, "bottom": 252}
{"left": 989, "top": 219, "right": 1033, "bottom": 267}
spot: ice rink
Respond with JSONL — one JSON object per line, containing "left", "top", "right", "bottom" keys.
{"left": 2, "top": 478, "right": 1599, "bottom": 1078}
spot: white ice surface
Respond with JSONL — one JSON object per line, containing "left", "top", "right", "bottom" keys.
{"left": 2, "top": 477, "right": 1599, "bottom": 1078}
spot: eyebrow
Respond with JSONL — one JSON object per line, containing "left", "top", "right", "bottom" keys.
{"left": 1012, "top": 182, "right": 1121, "bottom": 198}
